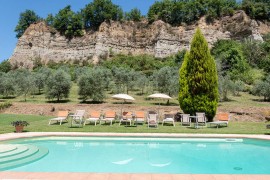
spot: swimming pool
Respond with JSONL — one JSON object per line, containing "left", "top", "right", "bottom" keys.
{"left": 1, "top": 136, "right": 270, "bottom": 174}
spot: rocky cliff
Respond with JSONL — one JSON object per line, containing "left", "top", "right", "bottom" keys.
{"left": 9, "top": 11, "right": 269, "bottom": 68}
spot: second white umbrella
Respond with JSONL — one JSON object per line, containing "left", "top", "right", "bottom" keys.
{"left": 112, "top": 94, "right": 135, "bottom": 113}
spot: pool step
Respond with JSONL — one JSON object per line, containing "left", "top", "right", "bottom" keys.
{"left": 0, "top": 145, "right": 18, "bottom": 154}
{"left": 0, "top": 144, "right": 49, "bottom": 171}
{"left": 0, "top": 145, "right": 28, "bottom": 159}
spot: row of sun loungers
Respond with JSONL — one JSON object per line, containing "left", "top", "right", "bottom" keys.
{"left": 48, "top": 110, "right": 230, "bottom": 128}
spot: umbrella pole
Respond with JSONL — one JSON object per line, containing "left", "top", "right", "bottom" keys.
{"left": 158, "top": 102, "right": 160, "bottom": 117}
{"left": 121, "top": 101, "right": 123, "bottom": 115}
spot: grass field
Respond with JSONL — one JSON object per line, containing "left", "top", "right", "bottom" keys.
{"left": 1, "top": 83, "right": 270, "bottom": 108}
{"left": 1, "top": 84, "right": 270, "bottom": 135}
{"left": 1, "top": 113, "right": 270, "bottom": 135}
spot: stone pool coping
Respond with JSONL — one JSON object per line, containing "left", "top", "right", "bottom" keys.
{"left": 1, "top": 132, "right": 270, "bottom": 141}
{"left": 0, "top": 132, "right": 270, "bottom": 179}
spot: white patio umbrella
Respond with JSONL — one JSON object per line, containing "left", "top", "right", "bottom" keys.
{"left": 148, "top": 93, "right": 172, "bottom": 114}
{"left": 148, "top": 93, "right": 172, "bottom": 100}
{"left": 112, "top": 94, "right": 135, "bottom": 114}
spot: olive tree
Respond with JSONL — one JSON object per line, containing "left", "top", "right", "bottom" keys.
{"left": 218, "top": 75, "right": 234, "bottom": 101}
{"left": 45, "top": 69, "right": 71, "bottom": 102}
{"left": 111, "top": 67, "right": 133, "bottom": 94}
{"left": 33, "top": 67, "right": 52, "bottom": 94}
{"left": 135, "top": 72, "right": 150, "bottom": 95}
{"left": 0, "top": 72, "right": 16, "bottom": 97}
{"left": 153, "top": 66, "right": 179, "bottom": 96}
{"left": 12, "top": 69, "right": 35, "bottom": 101}
{"left": 252, "top": 75, "right": 270, "bottom": 101}
{"left": 78, "top": 67, "right": 109, "bottom": 102}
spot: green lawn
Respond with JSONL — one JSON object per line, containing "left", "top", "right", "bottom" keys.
{"left": 1, "top": 113, "right": 269, "bottom": 135}
{"left": 2, "top": 83, "right": 270, "bottom": 109}
{"left": 1, "top": 86, "right": 270, "bottom": 135}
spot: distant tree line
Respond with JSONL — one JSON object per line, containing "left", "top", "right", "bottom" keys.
{"left": 212, "top": 33, "right": 270, "bottom": 101}
{"left": 14, "top": 0, "right": 269, "bottom": 38}
{"left": 0, "top": 63, "right": 179, "bottom": 103}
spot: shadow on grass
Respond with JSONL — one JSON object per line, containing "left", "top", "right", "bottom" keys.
{"left": 46, "top": 100, "right": 71, "bottom": 103}
{"left": 151, "top": 102, "right": 179, "bottom": 106}
{"left": 49, "top": 122, "right": 69, "bottom": 125}
{"left": 135, "top": 92, "right": 145, "bottom": 96}
{"left": 13, "top": 130, "right": 30, "bottom": 133}
{"left": 119, "top": 124, "right": 137, "bottom": 127}
{"left": 252, "top": 98, "right": 269, "bottom": 102}
{"left": 80, "top": 100, "right": 104, "bottom": 104}
{"left": 1, "top": 96, "right": 16, "bottom": 99}
{"left": 31, "top": 92, "right": 43, "bottom": 96}
{"left": 69, "top": 126, "right": 84, "bottom": 128}
{"left": 219, "top": 99, "right": 236, "bottom": 103}
{"left": 112, "top": 102, "right": 133, "bottom": 105}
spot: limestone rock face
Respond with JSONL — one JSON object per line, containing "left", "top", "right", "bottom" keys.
{"left": 9, "top": 11, "right": 269, "bottom": 68}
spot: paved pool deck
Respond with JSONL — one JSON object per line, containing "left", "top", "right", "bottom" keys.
{"left": 0, "top": 132, "right": 270, "bottom": 179}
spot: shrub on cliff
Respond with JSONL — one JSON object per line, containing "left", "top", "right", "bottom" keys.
{"left": 15, "top": 9, "right": 41, "bottom": 38}
{"left": 53, "top": 5, "right": 83, "bottom": 38}
{"left": 179, "top": 28, "right": 218, "bottom": 121}
{"left": 242, "top": 0, "right": 270, "bottom": 20}
{"left": 82, "top": 0, "right": 123, "bottom": 30}
{"left": 147, "top": 0, "right": 238, "bottom": 25}
{"left": 125, "top": 8, "right": 142, "bottom": 21}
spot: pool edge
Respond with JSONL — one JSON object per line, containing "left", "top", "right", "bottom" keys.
{"left": 0, "top": 132, "right": 270, "bottom": 141}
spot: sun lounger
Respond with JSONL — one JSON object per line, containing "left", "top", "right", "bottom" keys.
{"left": 48, "top": 110, "right": 69, "bottom": 125}
{"left": 134, "top": 111, "right": 145, "bottom": 125}
{"left": 209, "top": 113, "right": 230, "bottom": 128}
{"left": 100, "top": 111, "right": 116, "bottom": 126}
{"left": 84, "top": 111, "right": 101, "bottom": 126}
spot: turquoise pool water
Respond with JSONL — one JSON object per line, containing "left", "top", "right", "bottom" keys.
{"left": 3, "top": 137, "right": 270, "bottom": 174}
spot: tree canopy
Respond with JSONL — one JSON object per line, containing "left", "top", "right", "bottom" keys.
{"left": 14, "top": 0, "right": 269, "bottom": 39}
{"left": 81, "top": 0, "right": 123, "bottom": 30}
{"left": 148, "top": 0, "right": 238, "bottom": 25}
{"left": 15, "top": 9, "right": 41, "bottom": 38}
{"left": 125, "top": 8, "right": 142, "bottom": 21}
{"left": 52, "top": 5, "right": 83, "bottom": 38}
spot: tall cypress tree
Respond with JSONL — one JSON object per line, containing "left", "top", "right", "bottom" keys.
{"left": 179, "top": 28, "right": 218, "bottom": 121}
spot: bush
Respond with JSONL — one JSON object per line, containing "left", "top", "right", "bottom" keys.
{"left": 252, "top": 75, "right": 270, "bottom": 101}
{"left": 211, "top": 39, "right": 250, "bottom": 82}
{"left": 0, "top": 101, "right": 12, "bottom": 110}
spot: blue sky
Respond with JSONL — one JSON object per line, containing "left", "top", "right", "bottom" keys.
{"left": 0, "top": 0, "right": 156, "bottom": 62}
